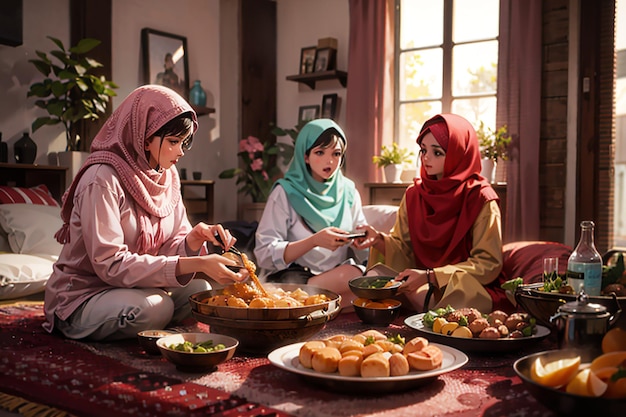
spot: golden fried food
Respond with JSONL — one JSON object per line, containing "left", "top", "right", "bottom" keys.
{"left": 249, "top": 297, "right": 276, "bottom": 308}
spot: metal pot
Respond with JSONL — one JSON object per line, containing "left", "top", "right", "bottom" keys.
{"left": 550, "top": 291, "right": 621, "bottom": 360}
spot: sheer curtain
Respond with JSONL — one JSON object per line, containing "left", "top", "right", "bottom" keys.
{"left": 497, "top": 0, "right": 542, "bottom": 242}
{"left": 345, "top": 0, "right": 395, "bottom": 199}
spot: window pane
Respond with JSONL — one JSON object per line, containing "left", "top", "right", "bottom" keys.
{"left": 452, "top": 41, "right": 498, "bottom": 96}
{"left": 451, "top": 97, "right": 496, "bottom": 130}
{"left": 398, "top": 101, "right": 442, "bottom": 151}
{"left": 400, "top": 48, "right": 443, "bottom": 100}
{"left": 453, "top": 0, "right": 499, "bottom": 43}
{"left": 400, "top": 0, "right": 443, "bottom": 49}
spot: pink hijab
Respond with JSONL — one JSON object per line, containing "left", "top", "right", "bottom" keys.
{"left": 55, "top": 85, "right": 198, "bottom": 255}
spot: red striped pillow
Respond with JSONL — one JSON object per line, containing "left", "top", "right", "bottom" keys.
{"left": 0, "top": 185, "right": 60, "bottom": 207}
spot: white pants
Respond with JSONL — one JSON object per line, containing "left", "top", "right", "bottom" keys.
{"left": 56, "top": 279, "right": 211, "bottom": 341}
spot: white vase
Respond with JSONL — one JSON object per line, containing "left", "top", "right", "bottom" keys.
{"left": 383, "top": 164, "right": 403, "bottom": 183}
{"left": 57, "top": 151, "right": 89, "bottom": 189}
{"left": 480, "top": 158, "right": 496, "bottom": 183}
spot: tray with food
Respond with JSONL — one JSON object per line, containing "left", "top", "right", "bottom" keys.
{"left": 404, "top": 306, "right": 551, "bottom": 353}
{"left": 267, "top": 329, "right": 468, "bottom": 394}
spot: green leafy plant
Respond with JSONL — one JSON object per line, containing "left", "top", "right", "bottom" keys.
{"left": 27, "top": 36, "right": 118, "bottom": 151}
{"left": 477, "top": 121, "right": 511, "bottom": 162}
{"left": 372, "top": 143, "right": 414, "bottom": 168}
{"left": 219, "top": 135, "right": 294, "bottom": 203}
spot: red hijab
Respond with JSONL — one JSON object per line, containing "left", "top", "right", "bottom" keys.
{"left": 405, "top": 114, "right": 498, "bottom": 268}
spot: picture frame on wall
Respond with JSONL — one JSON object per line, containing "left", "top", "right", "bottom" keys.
{"left": 299, "top": 46, "right": 317, "bottom": 74}
{"left": 314, "top": 47, "right": 336, "bottom": 72}
{"left": 141, "top": 28, "right": 189, "bottom": 99}
{"left": 321, "top": 94, "right": 338, "bottom": 119}
{"left": 298, "top": 105, "right": 320, "bottom": 124}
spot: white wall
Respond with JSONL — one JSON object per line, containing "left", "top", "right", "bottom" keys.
{"left": 275, "top": 0, "right": 349, "bottom": 134}
{"left": 0, "top": 0, "right": 349, "bottom": 223}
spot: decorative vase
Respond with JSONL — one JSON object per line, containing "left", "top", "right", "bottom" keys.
{"left": 480, "top": 158, "right": 496, "bottom": 183}
{"left": 0, "top": 132, "right": 7, "bottom": 163}
{"left": 383, "top": 164, "right": 403, "bottom": 183}
{"left": 14, "top": 132, "right": 37, "bottom": 164}
{"left": 189, "top": 80, "right": 207, "bottom": 107}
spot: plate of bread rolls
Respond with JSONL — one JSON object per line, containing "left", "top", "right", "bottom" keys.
{"left": 268, "top": 330, "right": 468, "bottom": 394}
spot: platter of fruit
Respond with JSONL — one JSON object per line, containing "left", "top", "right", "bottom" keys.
{"left": 267, "top": 329, "right": 468, "bottom": 394}
{"left": 404, "top": 305, "right": 551, "bottom": 353}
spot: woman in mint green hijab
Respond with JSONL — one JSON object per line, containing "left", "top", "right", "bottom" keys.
{"left": 254, "top": 119, "right": 368, "bottom": 308}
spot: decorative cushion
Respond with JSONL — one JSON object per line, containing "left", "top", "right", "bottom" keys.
{"left": 362, "top": 205, "right": 398, "bottom": 233}
{"left": 0, "top": 204, "right": 63, "bottom": 259}
{"left": 500, "top": 240, "right": 572, "bottom": 284}
{"left": 0, "top": 184, "right": 60, "bottom": 207}
{"left": 0, "top": 253, "right": 53, "bottom": 300}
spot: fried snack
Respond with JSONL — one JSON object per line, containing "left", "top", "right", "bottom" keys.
{"left": 361, "top": 352, "right": 390, "bottom": 378}
{"left": 407, "top": 345, "right": 443, "bottom": 371}
{"left": 338, "top": 354, "right": 363, "bottom": 377}
{"left": 402, "top": 336, "right": 429, "bottom": 355}
{"left": 249, "top": 297, "right": 276, "bottom": 308}
{"left": 311, "top": 347, "right": 342, "bottom": 373}
{"left": 299, "top": 340, "right": 326, "bottom": 368}
{"left": 389, "top": 352, "right": 410, "bottom": 376}
{"left": 226, "top": 296, "right": 248, "bottom": 308}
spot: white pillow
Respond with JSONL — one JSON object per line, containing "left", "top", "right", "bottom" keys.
{"left": 0, "top": 253, "right": 53, "bottom": 300}
{"left": 362, "top": 205, "right": 398, "bottom": 234}
{"left": 0, "top": 204, "right": 63, "bottom": 259}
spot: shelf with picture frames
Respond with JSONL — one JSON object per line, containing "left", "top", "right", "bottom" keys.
{"left": 286, "top": 70, "right": 348, "bottom": 89}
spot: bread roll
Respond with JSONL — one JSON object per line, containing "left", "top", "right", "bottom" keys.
{"left": 311, "top": 347, "right": 342, "bottom": 373}
{"left": 389, "top": 352, "right": 410, "bottom": 376}
{"left": 406, "top": 345, "right": 443, "bottom": 371}
{"left": 361, "top": 352, "right": 390, "bottom": 377}
{"left": 362, "top": 342, "right": 384, "bottom": 358}
{"left": 358, "top": 329, "right": 387, "bottom": 341}
{"left": 339, "top": 339, "right": 364, "bottom": 354}
{"left": 403, "top": 336, "right": 429, "bottom": 355}
{"left": 299, "top": 340, "right": 326, "bottom": 368}
{"left": 226, "top": 296, "right": 249, "bottom": 308}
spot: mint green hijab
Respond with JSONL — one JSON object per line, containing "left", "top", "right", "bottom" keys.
{"left": 276, "top": 119, "right": 356, "bottom": 232}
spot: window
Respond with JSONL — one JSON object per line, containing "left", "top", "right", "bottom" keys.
{"left": 395, "top": 0, "right": 500, "bottom": 151}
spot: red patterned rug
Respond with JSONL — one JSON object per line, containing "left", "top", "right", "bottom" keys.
{"left": 0, "top": 303, "right": 558, "bottom": 417}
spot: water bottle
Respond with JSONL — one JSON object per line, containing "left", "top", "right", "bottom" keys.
{"left": 566, "top": 220, "right": 603, "bottom": 296}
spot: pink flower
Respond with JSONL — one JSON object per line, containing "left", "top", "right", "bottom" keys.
{"left": 262, "top": 170, "right": 269, "bottom": 181}
{"left": 240, "top": 136, "right": 264, "bottom": 153}
{"left": 250, "top": 158, "right": 264, "bottom": 171}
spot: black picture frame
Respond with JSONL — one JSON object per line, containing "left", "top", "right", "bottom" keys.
{"left": 141, "top": 28, "right": 189, "bottom": 99}
{"left": 321, "top": 93, "right": 338, "bottom": 119}
{"left": 298, "top": 105, "right": 320, "bottom": 124}
{"left": 314, "top": 47, "right": 336, "bottom": 72}
{"left": 299, "top": 46, "right": 317, "bottom": 74}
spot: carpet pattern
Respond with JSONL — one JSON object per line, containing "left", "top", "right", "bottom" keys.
{"left": 0, "top": 303, "right": 558, "bottom": 417}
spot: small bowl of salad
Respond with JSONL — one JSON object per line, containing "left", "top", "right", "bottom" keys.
{"left": 349, "top": 276, "right": 400, "bottom": 300}
{"left": 156, "top": 332, "right": 238, "bottom": 372}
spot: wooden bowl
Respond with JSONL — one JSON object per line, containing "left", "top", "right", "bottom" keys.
{"left": 156, "top": 332, "right": 238, "bottom": 372}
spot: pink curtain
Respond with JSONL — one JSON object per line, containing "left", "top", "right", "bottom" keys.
{"left": 497, "top": 0, "right": 542, "bottom": 242}
{"left": 345, "top": 0, "right": 394, "bottom": 200}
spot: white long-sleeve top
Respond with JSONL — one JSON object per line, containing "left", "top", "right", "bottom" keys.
{"left": 254, "top": 184, "right": 368, "bottom": 278}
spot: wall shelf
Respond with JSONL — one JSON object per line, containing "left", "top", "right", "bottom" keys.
{"left": 286, "top": 70, "right": 347, "bottom": 89}
{"left": 191, "top": 105, "right": 215, "bottom": 116}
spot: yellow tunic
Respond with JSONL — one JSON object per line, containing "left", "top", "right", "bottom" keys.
{"left": 368, "top": 194, "right": 503, "bottom": 313}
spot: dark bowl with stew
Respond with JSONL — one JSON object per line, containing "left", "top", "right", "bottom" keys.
{"left": 352, "top": 297, "right": 402, "bottom": 325}
{"left": 349, "top": 276, "right": 400, "bottom": 300}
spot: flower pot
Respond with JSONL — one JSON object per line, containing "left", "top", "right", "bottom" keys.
{"left": 383, "top": 164, "right": 403, "bottom": 183}
{"left": 480, "top": 158, "right": 496, "bottom": 183}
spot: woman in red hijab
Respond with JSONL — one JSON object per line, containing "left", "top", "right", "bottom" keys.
{"left": 356, "top": 114, "right": 503, "bottom": 313}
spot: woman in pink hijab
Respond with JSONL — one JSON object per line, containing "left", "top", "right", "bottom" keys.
{"left": 43, "top": 85, "right": 247, "bottom": 341}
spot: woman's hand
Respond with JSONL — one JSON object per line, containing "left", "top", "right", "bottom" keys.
{"left": 178, "top": 254, "right": 249, "bottom": 285}
{"left": 312, "top": 227, "right": 355, "bottom": 251}
{"left": 186, "top": 222, "right": 236, "bottom": 252}
{"left": 351, "top": 224, "right": 383, "bottom": 251}
{"left": 395, "top": 268, "right": 427, "bottom": 293}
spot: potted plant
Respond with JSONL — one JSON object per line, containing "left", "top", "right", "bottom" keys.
{"left": 219, "top": 135, "right": 294, "bottom": 205}
{"left": 372, "top": 143, "right": 414, "bottom": 183}
{"left": 476, "top": 122, "right": 511, "bottom": 182}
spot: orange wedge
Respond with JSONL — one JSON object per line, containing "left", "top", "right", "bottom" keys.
{"left": 565, "top": 368, "right": 608, "bottom": 397}
{"left": 589, "top": 351, "right": 626, "bottom": 372}
{"left": 594, "top": 366, "right": 626, "bottom": 398}
{"left": 602, "top": 328, "right": 626, "bottom": 353}
{"left": 530, "top": 356, "right": 581, "bottom": 388}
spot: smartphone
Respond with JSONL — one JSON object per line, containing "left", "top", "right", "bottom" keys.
{"left": 344, "top": 231, "right": 367, "bottom": 239}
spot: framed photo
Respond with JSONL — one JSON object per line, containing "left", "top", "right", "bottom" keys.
{"left": 314, "top": 47, "right": 336, "bottom": 72}
{"left": 141, "top": 28, "right": 189, "bottom": 99}
{"left": 298, "top": 105, "right": 320, "bottom": 124}
{"left": 299, "top": 46, "right": 317, "bottom": 74}
{"left": 321, "top": 93, "right": 338, "bottom": 119}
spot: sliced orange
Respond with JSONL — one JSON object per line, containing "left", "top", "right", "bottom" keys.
{"left": 589, "top": 351, "right": 626, "bottom": 372}
{"left": 530, "top": 356, "right": 581, "bottom": 388}
{"left": 602, "top": 328, "right": 626, "bottom": 353}
{"left": 594, "top": 366, "right": 626, "bottom": 398}
{"left": 566, "top": 368, "right": 608, "bottom": 397}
